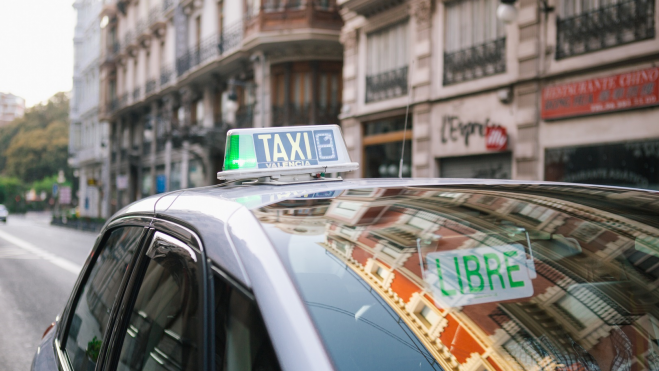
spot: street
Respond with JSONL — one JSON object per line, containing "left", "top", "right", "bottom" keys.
{"left": 0, "top": 213, "right": 97, "bottom": 370}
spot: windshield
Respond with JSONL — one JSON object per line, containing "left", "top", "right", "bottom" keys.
{"left": 257, "top": 185, "right": 659, "bottom": 371}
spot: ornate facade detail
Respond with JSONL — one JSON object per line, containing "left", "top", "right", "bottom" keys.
{"left": 411, "top": 0, "right": 433, "bottom": 28}
{"left": 340, "top": 29, "right": 358, "bottom": 51}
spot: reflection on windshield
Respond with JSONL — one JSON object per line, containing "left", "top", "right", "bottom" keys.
{"left": 257, "top": 186, "right": 659, "bottom": 371}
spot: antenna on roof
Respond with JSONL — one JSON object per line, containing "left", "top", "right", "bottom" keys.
{"left": 398, "top": 60, "right": 415, "bottom": 179}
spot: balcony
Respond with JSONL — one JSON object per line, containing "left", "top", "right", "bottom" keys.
{"left": 102, "top": 42, "right": 120, "bottom": 66}
{"left": 365, "top": 66, "right": 408, "bottom": 103}
{"left": 338, "top": 0, "right": 404, "bottom": 18}
{"left": 160, "top": 64, "right": 174, "bottom": 87}
{"left": 132, "top": 87, "right": 141, "bottom": 102}
{"left": 145, "top": 79, "right": 157, "bottom": 95}
{"left": 176, "top": 21, "right": 243, "bottom": 77}
{"left": 142, "top": 142, "right": 152, "bottom": 156}
{"left": 443, "top": 37, "right": 506, "bottom": 86}
{"left": 235, "top": 104, "right": 255, "bottom": 128}
{"left": 245, "top": 0, "right": 341, "bottom": 35}
{"left": 556, "top": 0, "right": 655, "bottom": 59}
{"left": 272, "top": 103, "right": 340, "bottom": 126}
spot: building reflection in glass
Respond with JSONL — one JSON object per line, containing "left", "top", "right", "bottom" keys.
{"left": 255, "top": 185, "right": 659, "bottom": 371}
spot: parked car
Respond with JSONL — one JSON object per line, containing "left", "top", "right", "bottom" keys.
{"left": 0, "top": 204, "right": 8, "bottom": 222}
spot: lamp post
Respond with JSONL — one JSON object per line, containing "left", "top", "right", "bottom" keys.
{"left": 496, "top": 0, "right": 554, "bottom": 23}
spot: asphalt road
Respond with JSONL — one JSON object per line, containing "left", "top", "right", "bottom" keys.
{"left": 0, "top": 213, "right": 98, "bottom": 370}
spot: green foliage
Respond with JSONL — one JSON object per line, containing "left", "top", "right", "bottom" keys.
{"left": 86, "top": 336, "right": 102, "bottom": 362}
{"left": 0, "top": 92, "right": 70, "bottom": 182}
{"left": 0, "top": 176, "right": 25, "bottom": 212}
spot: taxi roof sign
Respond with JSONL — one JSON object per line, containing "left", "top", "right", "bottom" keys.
{"left": 217, "top": 125, "right": 359, "bottom": 181}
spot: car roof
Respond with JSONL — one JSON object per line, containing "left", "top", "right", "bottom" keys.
{"left": 107, "top": 178, "right": 659, "bottom": 286}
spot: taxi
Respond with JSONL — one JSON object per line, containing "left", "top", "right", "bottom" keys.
{"left": 32, "top": 125, "right": 659, "bottom": 371}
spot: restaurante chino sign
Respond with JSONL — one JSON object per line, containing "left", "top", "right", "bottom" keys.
{"left": 541, "top": 67, "right": 659, "bottom": 120}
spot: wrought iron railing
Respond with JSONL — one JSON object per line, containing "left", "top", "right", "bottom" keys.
{"left": 145, "top": 79, "right": 157, "bottom": 95}
{"left": 132, "top": 87, "right": 141, "bottom": 101}
{"left": 271, "top": 103, "right": 339, "bottom": 126}
{"left": 314, "top": 0, "right": 335, "bottom": 10}
{"left": 176, "top": 21, "right": 244, "bottom": 77}
{"left": 160, "top": 64, "right": 174, "bottom": 86}
{"left": 556, "top": 0, "right": 655, "bottom": 59}
{"left": 235, "top": 104, "right": 255, "bottom": 128}
{"left": 365, "top": 66, "right": 408, "bottom": 103}
{"left": 315, "top": 103, "right": 341, "bottom": 125}
{"left": 443, "top": 37, "right": 506, "bottom": 85}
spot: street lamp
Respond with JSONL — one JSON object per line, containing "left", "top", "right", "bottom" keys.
{"left": 496, "top": 0, "right": 554, "bottom": 23}
{"left": 497, "top": 0, "right": 518, "bottom": 24}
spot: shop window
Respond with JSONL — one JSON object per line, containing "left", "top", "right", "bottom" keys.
{"left": 439, "top": 153, "right": 511, "bottom": 179}
{"left": 188, "top": 159, "right": 205, "bottom": 188}
{"left": 169, "top": 162, "right": 181, "bottom": 191}
{"left": 365, "top": 21, "right": 409, "bottom": 103}
{"left": 443, "top": 0, "right": 505, "bottom": 85}
{"left": 141, "top": 168, "right": 152, "bottom": 197}
{"left": 545, "top": 140, "right": 659, "bottom": 190}
{"left": 363, "top": 116, "right": 412, "bottom": 178}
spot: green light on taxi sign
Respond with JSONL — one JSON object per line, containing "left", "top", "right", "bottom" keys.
{"left": 225, "top": 134, "right": 257, "bottom": 170}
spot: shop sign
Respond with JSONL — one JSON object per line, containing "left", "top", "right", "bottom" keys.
{"left": 116, "top": 175, "right": 129, "bottom": 190}
{"left": 424, "top": 244, "right": 535, "bottom": 307}
{"left": 485, "top": 126, "right": 507, "bottom": 151}
{"left": 541, "top": 67, "right": 659, "bottom": 120}
{"left": 441, "top": 116, "right": 508, "bottom": 151}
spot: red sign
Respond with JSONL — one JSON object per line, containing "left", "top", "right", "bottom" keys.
{"left": 541, "top": 67, "right": 659, "bottom": 120}
{"left": 485, "top": 126, "right": 507, "bottom": 151}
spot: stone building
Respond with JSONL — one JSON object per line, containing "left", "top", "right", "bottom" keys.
{"left": 338, "top": 0, "right": 659, "bottom": 190}
{"left": 0, "top": 92, "right": 25, "bottom": 127}
{"left": 99, "top": 0, "right": 344, "bottom": 214}
{"left": 70, "top": 0, "right": 109, "bottom": 218}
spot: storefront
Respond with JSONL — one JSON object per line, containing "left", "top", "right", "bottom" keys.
{"left": 362, "top": 115, "right": 412, "bottom": 178}
{"left": 541, "top": 65, "right": 659, "bottom": 190}
{"left": 430, "top": 92, "right": 514, "bottom": 179}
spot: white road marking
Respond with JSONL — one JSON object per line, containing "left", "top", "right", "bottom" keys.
{"left": 0, "top": 229, "right": 81, "bottom": 274}
{"left": 0, "top": 247, "right": 40, "bottom": 259}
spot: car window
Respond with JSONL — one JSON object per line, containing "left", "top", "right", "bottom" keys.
{"left": 257, "top": 185, "right": 659, "bottom": 371}
{"left": 65, "top": 226, "right": 144, "bottom": 371}
{"left": 115, "top": 232, "right": 202, "bottom": 371}
{"left": 213, "top": 272, "right": 281, "bottom": 371}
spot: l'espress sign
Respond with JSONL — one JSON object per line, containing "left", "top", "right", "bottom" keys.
{"left": 425, "top": 244, "right": 534, "bottom": 307}
{"left": 541, "top": 67, "right": 659, "bottom": 120}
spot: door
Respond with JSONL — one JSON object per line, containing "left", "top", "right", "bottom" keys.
{"left": 106, "top": 231, "right": 204, "bottom": 371}
{"left": 58, "top": 225, "right": 149, "bottom": 371}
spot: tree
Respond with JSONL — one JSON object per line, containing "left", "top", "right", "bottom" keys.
{"left": 0, "top": 92, "right": 70, "bottom": 182}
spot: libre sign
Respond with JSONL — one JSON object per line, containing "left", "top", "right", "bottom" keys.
{"left": 425, "top": 244, "right": 534, "bottom": 307}
{"left": 541, "top": 67, "right": 659, "bottom": 120}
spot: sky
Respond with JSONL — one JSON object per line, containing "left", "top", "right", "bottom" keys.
{"left": 0, "top": 0, "right": 75, "bottom": 108}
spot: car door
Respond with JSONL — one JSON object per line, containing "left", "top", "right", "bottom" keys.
{"left": 53, "top": 218, "right": 152, "bottom": 371}
{"left": 103, "top": 222, "right": 205, "bottom": 371}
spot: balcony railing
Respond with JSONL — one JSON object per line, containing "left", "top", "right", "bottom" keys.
{"left": 160, "top": 64, "right": 174, "bottom": 86}
{"left": 365, "top": 66, "right": 408, "bottom": 103}
{"left": 235, "top": 104, "right": 255, "bottom": 128}
{"left": 443, "top": 37, "right": 506, "bottom": 86}
{"left": 271, "top": 103, "right": 340, "bottom": 126}
{"left": 132, "top": 87, "right": 141, "bottom": 101}
{"left": 145, "top": 79, "right": 157, "bottom": 95}
{"left": 556, "top": 0, "right": 655, "bottom": 59}
{"left": 142, "top": 142, "right": 152, "bottom": 156}
{"left": 176, "top": 21, "right": 243, "bottom": 77}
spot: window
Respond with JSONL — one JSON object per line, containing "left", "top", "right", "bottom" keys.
{"left": 213, "top": 272, "right": 281, "bottom": 370}
{"left": 115, "top": 232, "right": 202, "bottom": 371}
{"left": 365, "top": 22, "right": 409, "bottom": 102}
{"left": 65, "top": 227, "right": 144, "bottom": 371}
{"left": 363, "top": 116, "right": 412, "bottom": 178}
{"left": 443, "top": 0, "right": 505, "bottom": 84}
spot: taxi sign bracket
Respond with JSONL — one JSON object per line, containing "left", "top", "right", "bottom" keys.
{"left": 241, "top": 174, "right": 345, "bottom": 186}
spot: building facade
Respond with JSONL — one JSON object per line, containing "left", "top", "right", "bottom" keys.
{"left": 99, "top": 0, "right": 344, "bottom": 215}
{"left": 70, "top": 0, "right": 110, "bottom": 218}
{"left": 338, "top": 0, "right": 659, "bottom": 190}
{"left": 0, "top": 92, "right": 26, "bottom": 127}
